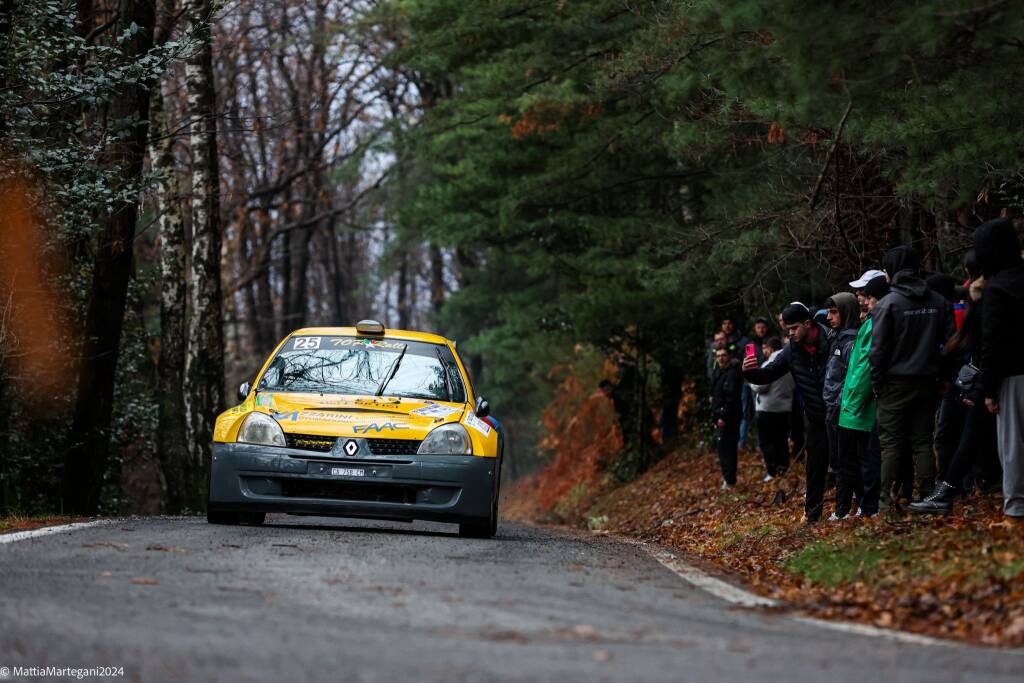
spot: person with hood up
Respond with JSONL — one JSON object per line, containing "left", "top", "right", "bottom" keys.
{"left": 743, "top": 303, "right": 834, "bottom": 522}
{"left": 837, "top": 275, "right": 889, "bottom": 518}
{"left": 975, "top": 218, "right": 1024, "bottom": 523}
{"left": 822, "top": 291, "right": 861, "bottom": 520}
{"left": 870, "top": 246, "right": 953, "bottom": 513}
{"left": 711, "top": 346, "right": 744, "bottom": 488}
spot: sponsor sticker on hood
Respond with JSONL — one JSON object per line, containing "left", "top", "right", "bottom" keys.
{"left": 464, "top": 412, "right": 491, "bottom": 437}
{"left": 410, "top": 403, "right": 462, "bottom": 419}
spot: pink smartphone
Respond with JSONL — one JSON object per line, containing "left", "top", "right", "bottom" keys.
{"left": 745, "top": 343, "right": 756, "bottom": 358}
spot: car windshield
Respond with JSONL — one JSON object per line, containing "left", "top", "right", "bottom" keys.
{"left": 256, "top": 335, "right": 467, "bottom": 402}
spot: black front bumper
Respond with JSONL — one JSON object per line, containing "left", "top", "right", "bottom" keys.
{"left": 209, "top": 443, "right": 497, "bottom": 524}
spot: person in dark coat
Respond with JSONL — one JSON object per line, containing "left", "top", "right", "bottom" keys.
{"left": 743, "top": 303, "right": 834, "bottom": 522}
{"left": 711, "top": 347, "right": 743, "bottom": 487}
{"left": 822, "top": 291, "right": 861, "bottom": 520}
{"left": 910, "top": 280, "right": 999, "bottom": 514}
{"left": 870, "top": 245, "right": 953, "bottom": 512}
{"left": 975, "top": 218, "right": 1024, "bottom": 522}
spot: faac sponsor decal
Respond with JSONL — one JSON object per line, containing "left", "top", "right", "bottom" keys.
{"left": 352, "top": 422, "right": 408, "bottom": 434}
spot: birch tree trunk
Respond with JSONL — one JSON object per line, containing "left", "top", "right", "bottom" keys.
{"left": 149, "top": 73, "right": 192, "bottom": 512}
{"left": 184, "top": 0, "right": 225, "bottom": 507}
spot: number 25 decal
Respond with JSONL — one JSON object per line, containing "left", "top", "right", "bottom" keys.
{"left": 294, "top": 337, "right": 322, "bottom": 350}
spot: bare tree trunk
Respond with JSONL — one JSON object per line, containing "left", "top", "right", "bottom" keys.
{"left": 150, "top": 71, "right": 191, "bottom": 513}
{"left": 63, "top": 0, "right": 158, "bottom": 515}
{"left": 397, "top": 254, "right": 410, "bottom": 329}
{"left": 183, "top": 0, "right": 224, "bottom": 510}
{"left": 430, "top": 244, "right": 445, "bottom": 312}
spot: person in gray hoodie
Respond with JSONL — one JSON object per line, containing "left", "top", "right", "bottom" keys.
{"left": 822, "top": 291, "right": 861, "bottom": 519}
{"left": 750, "top": 336, "right": 795, "bottom": 481}
{"left": 974, "top": 218, "right": 1024, "bottom": 522}
{"left": 870, "top": 245, "right": 953, "bottom": 512}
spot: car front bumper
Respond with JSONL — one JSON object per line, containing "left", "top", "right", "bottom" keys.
{"left": 208, "top": 443, "right": 496, "bottom": 524}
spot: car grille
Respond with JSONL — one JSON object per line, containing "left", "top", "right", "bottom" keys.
{"left": 367, "top": 438, "right": 422, "bottom": 456}
{"left": 285, "top": 433, "right": 336, "bottom": 452}
{"left": 280, "top": 479, "right": 417, "bottom": 504}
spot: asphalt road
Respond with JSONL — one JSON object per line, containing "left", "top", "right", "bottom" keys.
{"left": 1, "top": 517, "right": 1021, "bottom": 683}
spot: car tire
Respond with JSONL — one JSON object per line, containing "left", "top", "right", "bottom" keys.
{"left": 459, "top": 518, "right": 493, "bottom": 538}
{"left": 240, "top": 512, "right": 266, "bottom": 526}
{"left": 207, "top": 508, "right": 240, "bottom": 525}
{"left": 461, "top": 456, "right": 500, "bottom": 539}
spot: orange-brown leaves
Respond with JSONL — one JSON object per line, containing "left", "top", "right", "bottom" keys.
{"left": 508, "top": 439, "right": 1024, "bottom": 646}
{"left": 0, "top": 176, "right": 69, "bottom": 400}
{"left": 505, "top": 100, "right": 586, "bottom": 140}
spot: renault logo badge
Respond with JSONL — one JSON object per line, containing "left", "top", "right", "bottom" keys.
{"left": 343, "top": 439, "right": 359, "bottom": 456}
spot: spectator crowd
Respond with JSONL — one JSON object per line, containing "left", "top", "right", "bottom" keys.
{"left": 707, "top": 218, "right": 1024, "bottom": 525}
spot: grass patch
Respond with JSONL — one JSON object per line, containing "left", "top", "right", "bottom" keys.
{"left": 0, "top": 513, "right": 74, "bottom": 533}
{"left": 785, "top": 538, "right": 883, "bottom": 587}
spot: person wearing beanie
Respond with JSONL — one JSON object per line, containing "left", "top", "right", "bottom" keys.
{"left": 835, "top": 276, "right": 888, "bottom": 519}
{"left": 822, "top": 291, "right": 861, "bottom": 520}
{"left": 743, "top": 302, "right": 835, "bottom": 523}
{"left": 870, "top": 246, "right": 953, "bottom": 514}
{"left": 975, "top": 218, "right": 1024, "bottom": 522}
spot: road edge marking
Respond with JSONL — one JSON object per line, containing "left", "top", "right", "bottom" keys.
{"left": 0, "top": 519, "right": 110, "bottom": 544}
{"left": 632, "top": 539, "right": 972, "bottom": 649}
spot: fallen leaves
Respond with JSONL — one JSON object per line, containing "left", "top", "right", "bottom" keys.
{"left": 508, "top": 442, "right": 1024, "bottom": 646}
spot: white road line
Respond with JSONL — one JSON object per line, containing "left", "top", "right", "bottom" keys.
{"left": 0, "top": 520, "right": 109, "bottom": 545}
{"left": 634, "top": 539, "right": 971, "bottom": 649}
{"left": 648, "top": 546, "right": 778, "bottom": 608}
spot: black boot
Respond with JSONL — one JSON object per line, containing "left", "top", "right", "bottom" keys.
{"left": 908, "top": 481, "right": 956, "bottom": 515}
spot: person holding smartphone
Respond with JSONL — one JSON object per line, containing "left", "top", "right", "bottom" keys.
{"left": 743, "top": 303, "right": 834, "bottom": 523}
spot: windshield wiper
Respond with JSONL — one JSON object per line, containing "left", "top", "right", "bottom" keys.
{"left": 376, "top": 346, "right": 408, "bottom": 396}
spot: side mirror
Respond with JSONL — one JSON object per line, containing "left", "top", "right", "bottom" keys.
{"left": 238, "top": 382, "right": 251, "bottom": 402}
{"left": 474, "top": 396, "right": 490, "bottom": 418}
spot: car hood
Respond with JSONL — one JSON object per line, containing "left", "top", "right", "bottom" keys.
{"left": 252, "top": 391, "right": 466, "bottom": 439}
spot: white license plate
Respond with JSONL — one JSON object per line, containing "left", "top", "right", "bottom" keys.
{"left": 330, "top": 467, "right": 365, "bottom": 477}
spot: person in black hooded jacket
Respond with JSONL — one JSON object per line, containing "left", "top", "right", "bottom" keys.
{"left": 743, "top": 303, "right": 834, "bottom": 522}
{"left": 975, "top": 218, "right": 1024, "bottom": 522}
{"left": 870, "top": 245, "right": 953, "bottom": 512}
{"left": 822, "top": 291, "right": 860, "bottom": 519}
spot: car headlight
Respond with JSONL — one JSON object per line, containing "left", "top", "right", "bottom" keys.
{"left": 237, "top": 412, "right": 287, "bottom": 447}
{"left": 417, "top": 423, "right": 472, "bottom": 455}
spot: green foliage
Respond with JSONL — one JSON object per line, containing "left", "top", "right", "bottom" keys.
{"left": 384, "top": 0, "right": 1023, "bottom": 478}
{"left": 0, "top": 1, "right": 183, "bottom": 514}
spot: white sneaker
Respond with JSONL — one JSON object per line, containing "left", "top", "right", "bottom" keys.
{"left": 721, "top": 481, "right": 734, "bottom": 490}
{"left": 762, "top": 474, "right": 774, "bottom": 483}
{"left": 827, "top": 512, "right": 847, "bottom": 522}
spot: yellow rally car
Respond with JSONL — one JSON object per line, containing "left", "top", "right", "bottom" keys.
{"left": 208, "top": 320, "right": 502, "bottom": 537}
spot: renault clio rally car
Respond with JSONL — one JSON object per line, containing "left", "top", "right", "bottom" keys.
{"left": 207, "top": 321, "right": 502, "bottom": 537}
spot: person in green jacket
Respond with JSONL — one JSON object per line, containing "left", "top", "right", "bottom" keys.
{"left": 835, "top": 275, "right": 890, "bottom": 517}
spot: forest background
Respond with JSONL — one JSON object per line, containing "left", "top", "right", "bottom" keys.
{"left": 1, "top": 0, "right": 1022, "bottom": 515}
